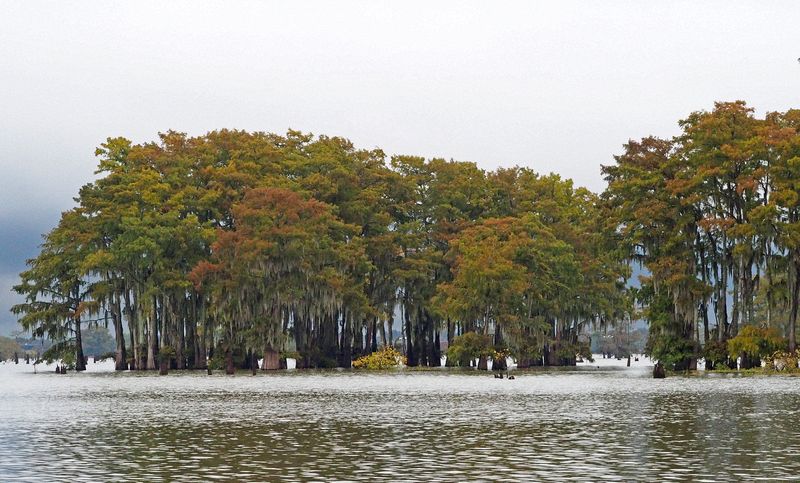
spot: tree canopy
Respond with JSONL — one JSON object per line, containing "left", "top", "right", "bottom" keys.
{"left": 13, "top": 129, "right": 628, "bottom": 371}
{"left": 15, "top": 100, "right": 800, "bottom": 376}
{"left": 603, "top": 101, "right": 800, "bottom": 372}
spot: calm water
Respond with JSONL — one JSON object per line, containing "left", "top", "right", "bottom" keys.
{"left": 1, "top": 358, "right": 800, "bottom": 482}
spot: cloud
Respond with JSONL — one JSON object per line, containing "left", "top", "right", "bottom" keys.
{"left": 2, "top": 0, "right": 800, "bottom": 333}
{"left": 0, "top": 272, "right": 24, "bottom": 336}
{"left": 0, "top": 214, "right": 58, "bottom": 336}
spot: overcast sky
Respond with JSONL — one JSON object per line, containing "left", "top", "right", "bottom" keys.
{"left": 1, "top": 0, "right": 800, "bottom": 335}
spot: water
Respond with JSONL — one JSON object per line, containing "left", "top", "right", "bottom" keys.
{"left": 2, "top": 358, "right": 800, "bottom": 481}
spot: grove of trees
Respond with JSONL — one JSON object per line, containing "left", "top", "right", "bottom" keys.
{"left": 12, "top": 130, "right": 627, "bottom": 372}
{"left": 13, "top": 100, "right": 800, "bottom": 376}
{"left": 603, "top": 101, "right": 800, "bottom": 372}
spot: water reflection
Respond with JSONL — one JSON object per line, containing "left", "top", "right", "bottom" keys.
{"left": 1, "top": 361, "right": 799, "bottom": 481}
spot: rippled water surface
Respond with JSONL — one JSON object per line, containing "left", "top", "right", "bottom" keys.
{"left": 2, "top": 359, "right": 800, "bottom": 481}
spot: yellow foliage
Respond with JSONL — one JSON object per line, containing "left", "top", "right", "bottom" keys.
{"left": 352, "top": 346, "right": 406, "bottom": 369}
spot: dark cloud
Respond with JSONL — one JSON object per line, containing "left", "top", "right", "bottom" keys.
{"left": 0, "top": 214, "right": 58, "bottom": 335}
{"left": 0, "top": 216, "right": 54, "bottom": 272}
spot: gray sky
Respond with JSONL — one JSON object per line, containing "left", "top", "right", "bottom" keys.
{"left": 1, "top": 0, "right": 800, "bottom": 335}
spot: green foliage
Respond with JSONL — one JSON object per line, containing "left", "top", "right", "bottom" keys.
{"left": 352, "top": 346, "right": 406, "bottom": 369}
{"left": 640, "top": 288, "right": 696, "bottom": 369}
{"left": 40, "top": 340, "right": 77, "bottom": 367}
{"left": 446, "top": 332, "right": 494, "bottom": 367}
{"left": 81, "top": 326, "right": 116, "bottom": 356}
{"left": 557, "top": 340, "right": 592, "bottom": 362}
{"left": 208, "top": 351, "right": 226, "bottom": 371}
{"left": 158, "top": 346, "right": 176, "bottom": 363}
{"left": 727, "top": 326, "right": 786, "bottom": 360}
{"left": 702, "top": 340, "right": 728, "bottom": 367}
{"left": 602, "top": 102, "right": 800, "bottom": 372}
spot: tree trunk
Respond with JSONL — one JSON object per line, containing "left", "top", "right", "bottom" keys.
{"left": 262, "top": 345, "right": 280, "bottom": 370}
{"left": 74, "top": 316, "right": 86, "bottom": 372}
{"left": 225, "top": 347, "right": 235, "bottom": 375}
{"left": 789, "top": 256, "right": 799, "bottom": 352}
{"left": 387, "top": 309, "right": 394, "bottom": 347}
{"left": 176, "top": 306, "right": 185, "bottom": 370}
{"left": 185, "top": 304, "right": 196, "bottom": 369}
{"left": 404, "top": 302, "right": 416, "bottom": 366}
{"left": 431, "top": 325, "right": 441, "bottom": 367}
{"left": 124, "top": 287, "right": 141, "bottom": 370}
{"left": 415, "top": 306, "right": 428, "bottom": 366}
{"left": 731, "top": 261, "right": 740, "bottom": 338}
{"left": 338, "top": 310, "right": 352, "bottom": 368}
{"left": 146, "top": 305, "right": 157, "bottom": 370}
{"left": 196, "top": 298, "right": 208, "bottom": 370}
{"left": 112, "top": 291, "right": 127, "bottom": 371}
{"left": 379, "top": 316, "right": 388, "bottom": 348}
{"left": 717, "top": 261, "right": 729, "bottom": 342}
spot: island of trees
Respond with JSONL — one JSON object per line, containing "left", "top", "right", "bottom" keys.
{"left": 11, "top": 101, "right": 800, "bottom": 376}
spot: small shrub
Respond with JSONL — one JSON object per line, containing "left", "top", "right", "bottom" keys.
{"left": 703, "top": 339, "right": 728, "bottom": 369}
{"left": 764, "top": 349, "right": 800, "bottom": 372}
{"left": 352, "top": 346, "right": 406, "bottom": 369}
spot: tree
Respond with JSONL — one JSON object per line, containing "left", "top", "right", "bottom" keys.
{"left": 12, "top": 210, "right": 99, "bottom": 371}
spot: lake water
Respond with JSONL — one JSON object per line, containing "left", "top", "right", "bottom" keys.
{"left": 1, "top": 357, "right": 799, "bottom": 481}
